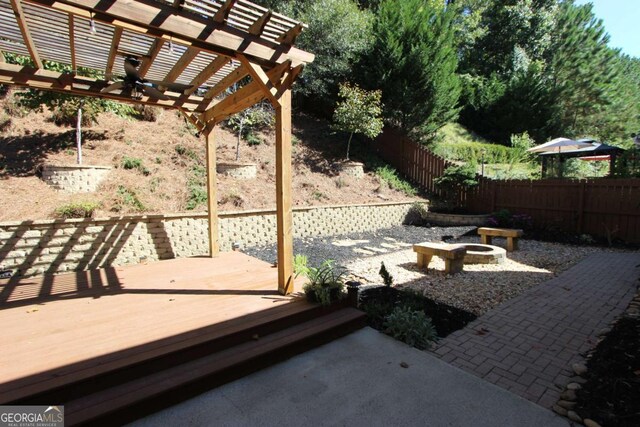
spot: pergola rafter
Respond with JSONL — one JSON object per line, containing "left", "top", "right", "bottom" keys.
{"left": 0, "top": 0, "right": 313, "bottom": 294}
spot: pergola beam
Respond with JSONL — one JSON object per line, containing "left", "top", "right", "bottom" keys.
{"left": 24, "top": 0, "right": 314, "bottom": 67}
{"left": 10, "top": 0, "right": 43, "bottom": 69}
{"left": 248, "top": 10, "right": 272, "bottom": 36}
{"left": 185, "top": 56, "right": 229, "bottom": 95}
{"left": 213, "top": 0, "right": 237, "bottom": 23}
{"left": 164, "top": 46, "right": 199, "bottom": 83}
{"left": 105, "top": 27, "right": 123, "bottom": 77}
{"left": 0, "top": 62, "right": 204, "bottom": 110}
{"left": 138, "top": 38, "right": 165, "bottom": 78}
{"left": 202, "top": 65, "right": 247, "bottom": 100}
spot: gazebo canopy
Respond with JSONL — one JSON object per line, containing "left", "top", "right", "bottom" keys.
{"left": 0, "top": 0, "right": 313, "bottom": 130}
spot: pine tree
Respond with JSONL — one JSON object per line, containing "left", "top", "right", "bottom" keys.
{"left": 361, "top": 0, "right": 461, "bottom": 140}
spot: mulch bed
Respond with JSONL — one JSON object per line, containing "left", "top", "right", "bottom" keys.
{"left": 358, "top": 286, "right": 477, "bottom": 338}
{"left": 575, "top": 312, "right": 640, "bottom": 426}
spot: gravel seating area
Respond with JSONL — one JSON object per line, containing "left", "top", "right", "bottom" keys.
{"left": 245, "top": 225, "right": 624, "bottom": 315}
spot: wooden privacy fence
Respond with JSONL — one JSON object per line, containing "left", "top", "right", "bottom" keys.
{"left": 467, "top": 178, "right": 640, "bottom": 243}
{"left": 375, "top": 128, "right": 453, "bottom": 196}
{"left": 375, "top": 129, "right": 640, "bottom": 243}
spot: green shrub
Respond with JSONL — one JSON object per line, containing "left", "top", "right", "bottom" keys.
{"left": 186, "top": 183, "right": 207, "bottom": 210}
{"left": 434, "top": 164, "right": 478, "bottom": 207}
{"left": 121, "top": 156, "right": 150, "bottom": 175}
{"left": 246, "top": 132, "right": 262, "bottom": 146}
{"left": 383, "top": 306, "right": 437, "bottom": 350}
{"left": 115, "top": 186, "right": 145, "bottom": 212}
{"left": 431, "top": 140, "right": 513, "bottom": 164}
{"left": 301, "top": 260, "right": 346, "bottom": 306}
{"left": 135, "top": 105, "right": 163, "bottom": 122}
{"left": 54, "top": 201, "right": 100, "bottom": 218}
{"left": 375, "top": 165, "right": 417, "bottom": 196}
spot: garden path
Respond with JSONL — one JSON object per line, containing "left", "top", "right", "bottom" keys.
{"left": 430, "top": 252, "right": 640, "bottom": 408}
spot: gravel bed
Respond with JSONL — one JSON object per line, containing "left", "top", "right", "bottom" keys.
{"left": 244, "top": 225, "right": 476, "bottom": 267}
{"left": 244, "top": 225, "right": 620, "bottom": 316}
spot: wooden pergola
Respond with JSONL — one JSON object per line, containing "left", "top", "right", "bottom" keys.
{"left": 0, "top": 0, "right": 314, "bottom": 294}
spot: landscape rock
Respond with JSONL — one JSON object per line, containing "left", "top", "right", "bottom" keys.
{"left": 566, "top": 382, "right": 582, "bottom": 391}
{"left": 560, "top": 389, "right": 577, "bottom": 401}
{"left": 572, "top": 363, "right": 588, "bottom": 376}
{"left": 583, "top": 419, "right": 602, "bottom": 427}
{"left": 552, "top": 405, "right": 568, "bottom": 416}
{"left": 556, "top": 400, "right": 576, "bottom": 410}
{"left": 567, "top": 411, "right": 582, "bottom": 422}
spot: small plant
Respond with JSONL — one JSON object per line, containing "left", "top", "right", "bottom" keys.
{"left": 383, "top": 306, "right": 437, "bottom": 350}
{"left": 121, "top": 156, "right": 150, "bottom": 176}
{"left": 379, "top": 262, "right": 393, "bottom": 287}
{"left": 312, "top": 190, "right": 328, "bottom": 201}
{"left": 302, "top": 260, "right": 346, "bottom": 306}
{"left": 220, "top": 192, "right": 244, "bottom": 208}
{"left": 335, "top": 177, "right": 348, "bottom": 189}
{"left": 488, "top": 209, "right": 532, "bottom": 229}
{"left": 0, "top": 113, "right": 11, "bottom": 131}
{"left": 186, "top": 183, "right": 207, "bottom": 210}
{"left": 293, "top": 254, "right": 310, "bottom": 277}
{"left": 135, "top": 105, "right": 163, "bottom": 122}
{"left": 375, "top": 165, "right": 417, "bottom": 196}
{"left": 115, "top": 186, "right": 145, "bottom": 212}
{"left": 54, "top": 201, "right": 100, "bottom": 218}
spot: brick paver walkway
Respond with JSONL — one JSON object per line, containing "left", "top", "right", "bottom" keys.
{"left": 431, "top": 252, "right": 640, "bottom": 409}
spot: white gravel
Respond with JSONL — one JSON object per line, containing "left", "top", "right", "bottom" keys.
{"left": 345, "top": 237, "right": 620, "bottom": 316}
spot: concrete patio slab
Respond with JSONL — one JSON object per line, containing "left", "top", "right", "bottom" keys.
{"left": 129, "top": 328, "right": 568, "bottom": 427}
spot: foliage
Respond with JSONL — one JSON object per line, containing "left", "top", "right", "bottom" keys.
{"left": 614, "top": 149, "right": 640, "bottom": 178}
{"left": 293, "top": 254, "right": 310, "bottom": 277}
{"left": 225, "top": 103, "right": 274, "bottom": 160}
{"left": 487, "top": 209, "right": 532, "bottom": 230}
{"left": 375, "top": 165, "right": 417, "bottom": 196}
{"left": 4, "top": 52, "right": 136, "bottom": 125}
{"left": 434, "top": 164, "right": 478, "bottom": 206}
{"left": 549, "top": 2, "right": 631, "bottom": 141}
{"left": 114, "top": 186, "right": 146, "bottom": 212}
{"left": 431, "top": 140, "right": 512, "bottom": 165}
{"left": 54, "top": 201, "right": 100, "bottom": 219}
{"left": 121, "top": 156, "right": 150, "bottom": 176}
{"left": 332, "top": 83, "right": 383, "bottom": 160}
{"left": 361, "top": 0, "right": 460, "bottom": 140}
{"left": 383, "top": 306, "right": 437, "bottom": 350}
{"left": 301, "top": 260, "right": 346, "bottom": 306}
{"left": 294, "top": 0, "right": 375, "bottom": 113}
{"left": 379, "top": 261, "right": 393, "bottom": 287}
{"left": 135, "top": 105, "right": 163, "bottom": 122}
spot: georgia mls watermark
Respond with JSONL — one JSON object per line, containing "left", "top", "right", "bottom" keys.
{"left": 0, "top": 406, "right": 64, "bottom": 427}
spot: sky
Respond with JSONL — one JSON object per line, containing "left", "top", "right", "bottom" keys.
{"left": 574, "top": 0, "right": 640, "bottom": 58}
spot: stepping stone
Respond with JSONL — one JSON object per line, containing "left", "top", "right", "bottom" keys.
{"left": 332, "top": 239, "right": 369, "bottom": 247}
{"left": 353, "top": 248, "right": 376, "bottom": 255}
{"left": 380, "top": 243, "right": 401, "bottom": 249}
{"left": 363, "top": 246, "right": 388, "bottom": 253}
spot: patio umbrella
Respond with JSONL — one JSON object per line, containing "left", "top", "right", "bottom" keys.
{"left": 527, "top": 137, "right": 594, "bottom": 154}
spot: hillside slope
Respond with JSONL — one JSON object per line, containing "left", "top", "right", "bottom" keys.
{"left": 0, "top": 94, "right": 424, "bottom": 221}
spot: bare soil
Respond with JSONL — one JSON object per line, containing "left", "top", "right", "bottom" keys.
{"left": 0, "top": 90, "right": 425, "bottom": 221}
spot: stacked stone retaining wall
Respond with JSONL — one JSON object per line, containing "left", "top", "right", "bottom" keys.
{"left": 0, "top": 202, "right": 421, "bottom": 277}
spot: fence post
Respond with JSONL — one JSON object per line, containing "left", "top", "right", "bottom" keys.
{"left": 491, "top": 181, "right": 497, "bottom": 212}
{"left": 577, "top": 180, "right": 586, "bottom": 233}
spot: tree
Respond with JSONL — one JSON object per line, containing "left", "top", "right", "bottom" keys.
{"left": 548, "top": 1, "right": 623, "bottom": 140}
{"left": 268, "top": 0, "right": 374, "bottom": 114}
{"left": 361, "top": 0, "right": 461, "bottom": 140}
{"left": 332, "top": 83, "right": 383, "bottom": 160}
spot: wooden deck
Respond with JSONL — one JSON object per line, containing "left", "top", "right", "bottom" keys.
{"left": 0, "top": 252, "right": 312, "bottom": 404}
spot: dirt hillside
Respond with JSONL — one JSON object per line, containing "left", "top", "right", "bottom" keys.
{"left": 0, "top": 90, "right": 425, "bottom": 221}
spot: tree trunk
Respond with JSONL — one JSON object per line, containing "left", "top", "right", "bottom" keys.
{"left": 235, "top": 119, "right": 243, "bottom": 162}
{"left": 346, "top": 132, "right": 354, "bottom": 161}
{"left": 76, "top": 107, "right": 82, "bottom": 165}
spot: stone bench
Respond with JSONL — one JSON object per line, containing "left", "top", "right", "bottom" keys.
{"left": 413, "top": 242, "right": 467, "bottom": 275}
{"left": 477, "top": 227, "right": 524, "bottom": 251}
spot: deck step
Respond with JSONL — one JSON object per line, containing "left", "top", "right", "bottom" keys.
{"left": 25, "top": 306, "right": 365, "bottom": 426}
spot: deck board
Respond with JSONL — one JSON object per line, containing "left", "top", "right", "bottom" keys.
{"left": 0, "top": 252, "right": 309, "bottom": 403}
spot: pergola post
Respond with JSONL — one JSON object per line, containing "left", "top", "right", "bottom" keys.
{"left": 205, "top": 126, "right": 220, "bottom": 257}
{"left": 275, "top": 89, "right": 293, "bottom": 295}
